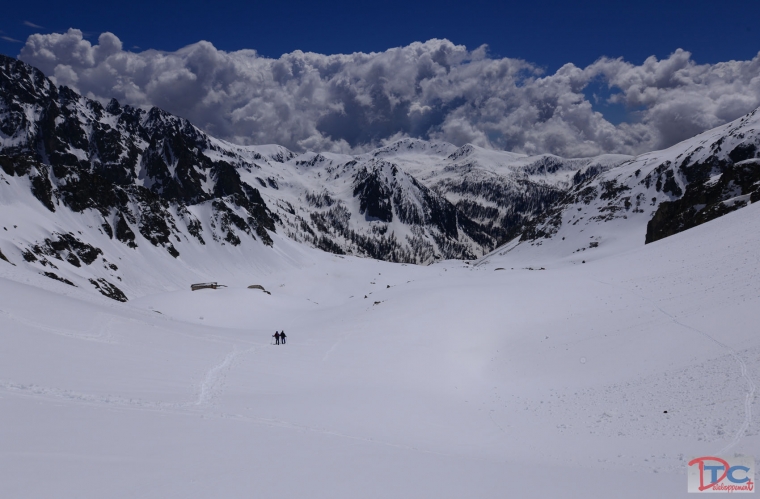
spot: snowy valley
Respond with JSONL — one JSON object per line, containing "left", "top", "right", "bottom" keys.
{"left": 1, "top": 53, "right": 759, "bottom": 498}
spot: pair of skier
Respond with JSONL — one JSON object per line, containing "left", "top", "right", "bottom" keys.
{"left": 273, "top": 330, "right": 287, "bottom": 345}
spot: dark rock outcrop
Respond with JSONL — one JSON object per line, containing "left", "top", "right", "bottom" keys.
{"left": 0, "top": 54, "right": 277, "bottom": 262}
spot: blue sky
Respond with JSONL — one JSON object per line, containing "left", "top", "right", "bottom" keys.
{"left": 2, "top": 0, "right": 758, "bottom": 70}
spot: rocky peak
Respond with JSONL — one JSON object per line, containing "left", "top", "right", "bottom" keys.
{"left": 0, "top": 55, "right": 277, "bottom": 299}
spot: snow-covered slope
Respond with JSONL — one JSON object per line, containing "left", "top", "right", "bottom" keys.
{"left": 233, "top": 148, "right": 494, "bottom": 263}
{"left": 510, "top": 108, "right": 760, "bottom": 261}
{"left": 380, "top": 141, "right": 631, "bottom": 243}
{"left": 1, "top": 185, "right": 758, "bottom": 499}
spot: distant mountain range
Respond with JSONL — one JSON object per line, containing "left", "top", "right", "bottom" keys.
{"left": 1, "top": 54, "right": 758, "bottom": 300}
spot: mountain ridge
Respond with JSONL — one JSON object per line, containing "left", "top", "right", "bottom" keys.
{"left": 1, "top": 53, "right": 759, "bottom": 301}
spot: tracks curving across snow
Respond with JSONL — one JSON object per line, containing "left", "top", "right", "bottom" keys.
{"left": 0, "top": 309, "right": 115, "bottom": 343}
{"left": 194, "top": 346, "right": 255, "bottom": 407}
{"left": 645, "top": 303, "right": 754, "bottom": 454}
{"left": 594, "top": 278, "right": 756, "bottom": 454}
{"left": 0, "top": 344, "right": 257, "bottom": 413}
{"left": 659, "top": 314, "right": 759, "bottom": 454}
{"left": 0, "top": 380, "right": 183, "bottom": 412}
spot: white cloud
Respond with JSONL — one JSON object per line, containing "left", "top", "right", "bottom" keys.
{"left": 18, "top": 29, "right": 760, "bottom": 157}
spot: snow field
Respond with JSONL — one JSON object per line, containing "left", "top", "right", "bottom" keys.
{"left": 1, "top": 202, "right": 759, "bottom": 498}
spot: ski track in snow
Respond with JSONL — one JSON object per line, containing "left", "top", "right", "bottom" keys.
{"left": 0, "top": 380, "right": 182, "bottom": 411}
{"left": 195, "top": 346, "right": 255, "bottom": 407}
{"left": 0, "top": 309, "right": 115, "bottom": 343}
{"left": 663, "top": 315, "right": 757, "bottom": 455}
{"left": 323, "top": 332, "right": 356, "bottom": 362}
{"left": 593, "top": 278, "right": 756, "bottom": 454}
{"left": 209, "top": 411, "right": 458, "bottom": 459}
{"left": 0, "top": 345, "right": 257, "bottom": 413}
{"left": 0, "top": 379, "right": 456, "bottom": 460}
{"left": 648, "top": 309, "right": 754, "bottom": 455}
{"left": 488, "top": 409, "right": 507, "bottom": 435}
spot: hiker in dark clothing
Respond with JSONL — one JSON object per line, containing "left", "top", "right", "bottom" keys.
{"left": 280, "top": 331, "right": 287, "bottom": 344}
{"left": 273, "top": 331, "right": 280, "bottom": 345}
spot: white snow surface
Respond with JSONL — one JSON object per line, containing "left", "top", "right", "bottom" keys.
{"left": 1, "top": 183, "right": 759, "bottom": 497}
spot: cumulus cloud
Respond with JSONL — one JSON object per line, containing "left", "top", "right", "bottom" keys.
{"left": 17, "top": 28, "right": 760, "bottom": 157}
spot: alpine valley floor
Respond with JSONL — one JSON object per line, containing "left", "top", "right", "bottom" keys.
{"left": 1, "top": 202, "right": 759, "bottom": 498}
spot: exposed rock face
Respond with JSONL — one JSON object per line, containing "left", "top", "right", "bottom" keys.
{"left": 641, "top": 118, "right": 760, "bottom": 243}
{"left": 28, "top": 232, "right": 103, "bottom": 268}
{"left": 290, "top": 157, "right": 489, "bottom": 263}
{"left": 89, "top": 277, "right": 128, "bottom": 302}
{"left": 638, "top": 114, "right": 760, "bottom": 243}
{"left": 519, "top": 107, "right": 760, "bottom": 248}
{"left": 646, "top": 158, "right": 760, "bottom": 243}
{"left": 274, "top": 143, "right": 632, "bottom": 263}
{"left": 0, "top": 54, "right": 284, "bottom": 300}
{"left": 0, "top": 54, "right": 276, "bottom": 263}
